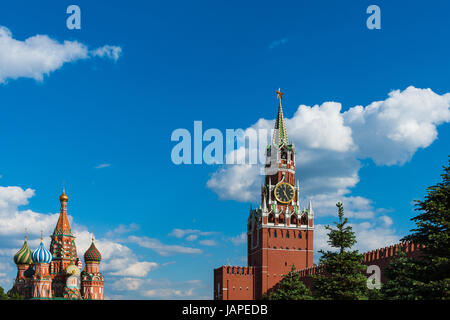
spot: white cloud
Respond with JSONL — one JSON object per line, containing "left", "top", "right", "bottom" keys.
{"left": 110, "top": 262, "right": 159, "bottom": 278}
{"left": 168, "top": 228, "right": 216, "bottom": 241}
{"left": 186, "top": 234, "right": 198, "bottom": 241}
{"left": 0, "top": 26, "right": 121, "bottom": 83}
{"left": 91, "top": 45, "right": 122, "bottom": 61}
{"left": 169, "top": 228, "right": 200, "bottom": 238}
{"left": 127, "top": 235, "right": 202, "bottom": 256}
{"left": 207, "top": 164, "right": 261, "bottom": 202}
{"left": 198, "top": 239, "right": 217, "bottom": 246}
{"left": 230, "top": 232, "right": 246, "bottom": 246}
{"left": 105, "top": 223, "right": 139, "bottom": 237}
{"left": 344, "top": 86, "right": 450, "bottom": 165}
{"left": 110, "top": 277, "right": 205, "bottom": 299}
{"left": 95, "top": 163, "right": 112, "bottom": 169}
{"left": 206, "top": 87, "right": 450, "bottom": 221}
{"left": 313, "top": 220, "right": 400, "bottom": 262}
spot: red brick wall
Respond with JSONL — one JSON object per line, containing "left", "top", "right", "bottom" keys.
{"left": 214, "top": 266, "right": 255, "bottom": 300}
{"left": 298, "top": 242, "right": 423, "bottom": 288}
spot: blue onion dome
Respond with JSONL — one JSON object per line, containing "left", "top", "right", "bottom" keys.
{"left": 32, "top": 240, "right": 53, "bottom": 264}
{"left": 84, "top": 240, "right": 101, "bottom": 263}
{"left": 14, "top": 237, "right": 32, "bottom": 265}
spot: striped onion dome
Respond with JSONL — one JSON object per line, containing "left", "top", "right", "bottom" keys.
{"left": 84, "top": 241, "right": 101, "bottom": 262}
{"left": 14, "top": 238, "right": 33, "bottom": 265}
{"left": 32, "top": 240, "right": 53, "bottom": 264}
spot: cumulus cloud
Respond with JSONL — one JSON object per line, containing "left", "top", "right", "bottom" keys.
{"left": 0, "top": 26, "right": 122, "bottom": 83}
{"left": 206, "top": 87, "right": 450, "bottom": 214}
{"left": 344, "top": 86, "right": 450, "bottom": 165}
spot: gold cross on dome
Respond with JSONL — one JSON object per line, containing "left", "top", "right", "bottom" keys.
{"left": 276, "top": 88, "right": 283, "bottom": 100}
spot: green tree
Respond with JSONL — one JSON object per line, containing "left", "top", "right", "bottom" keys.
{"left": 312, "top": 202, "right": 368, "bottom": 300}
{"left": 0, "top": 286, "right": 9, "bottom": 300}
{"left": 266, "top": 265, "right": 312, "bottom": 300}
{"left": 383, "top": 157, "right": 450, "bottom": 300}
{"left": 381, "top": 250, "right": 421, "bottom": 299}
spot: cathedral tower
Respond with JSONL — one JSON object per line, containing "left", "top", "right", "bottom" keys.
{"left": 49, "top": 188, "right": 79, "bottom": 296}
{"left": 10, "top": 235, "right": 33, "bottom": 297}
{"left": 81, "top": 237, "right": 104, "bottom": 300}
{"left": 31, "top": 235, "right": 53, "bottom": 299}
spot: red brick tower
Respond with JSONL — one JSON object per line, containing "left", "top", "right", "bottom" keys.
{"left": 247, "top": 88, "right": 314, "bottom": 298}
{"left": 214, "top": 89, "right": 315, "bottom": 300}
{"left": 49, "top": 188, "right": 79, "bottom": 296}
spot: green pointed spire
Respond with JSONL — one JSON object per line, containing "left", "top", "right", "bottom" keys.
{"left": 273, "top": 88, "right": 289, "bottom": 147}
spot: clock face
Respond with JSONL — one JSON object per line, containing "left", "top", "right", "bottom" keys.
{"left": 274, "top": 183, "right": 295, "bottom": 204}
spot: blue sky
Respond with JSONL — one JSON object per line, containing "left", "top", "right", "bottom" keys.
{"left": 0, "top": 0, "right": 449, "bottom": 299}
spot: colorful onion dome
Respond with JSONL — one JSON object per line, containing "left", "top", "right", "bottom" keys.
{"left": 66, "top": 261, "right": 81, "bottom": 276}
{"left": 84, "top": 240, "right": 101, "bottom": 263}
{"left": 32, "top": 240, "right": 53, "bottom": 264}
{"left": 14, "top": 237, "right": 32, "bottom": 265}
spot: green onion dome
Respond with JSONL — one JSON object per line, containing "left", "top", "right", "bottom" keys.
{"left": 14, "top": 237, "right": 32, "bottom": 265}
{"left": 84, "top": 240, "right": 102, "bottom": 263}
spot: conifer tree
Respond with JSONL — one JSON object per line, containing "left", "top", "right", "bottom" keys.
{"left": 312, "top": 202, "right": 368, "bottom": 299}
{"left": 266, "top": 264, "right": 312, "bottom": 300}
{"left": 383, "top": 157, "right": 450, "bottom": 299}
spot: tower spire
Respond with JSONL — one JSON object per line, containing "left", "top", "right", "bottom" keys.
{"left": 54, "top": 187, "right": 72, "bottom": 235}
{"left": 273, "top": 88, "right": 289, "bottom": 146}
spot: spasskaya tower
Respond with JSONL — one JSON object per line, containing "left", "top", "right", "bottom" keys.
{"left": 214, "top": 89, "right": 314, "bottom": 300}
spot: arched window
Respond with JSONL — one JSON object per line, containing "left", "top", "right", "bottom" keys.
{"left": 300, "top": 214, "right": 308, "bottom": 225}
{"left": 273, "top": 230, "right": 277, "bottom": 238}
{"left": 290, "top": 215, "right": 297, "bottom": 225}
{"left": 268, "top": 213, "right": 274, "bottom": 223}
{"left": 286, "top": 231, "right": 290, "bottom": 238}
{"left": 298, "top": 232, "right": 302, "bottom": 239}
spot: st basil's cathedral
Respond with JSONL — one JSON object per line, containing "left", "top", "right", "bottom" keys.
{"left": 8, "top": 188, "right": 104, "bottom": 300}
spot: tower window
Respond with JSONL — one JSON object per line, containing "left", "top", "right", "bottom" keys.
{"left": 273, "top": 230, "right": 277, "bottom": 238}
{"left": 298, "top": 232, "right": 302, "bottom": 239}
{"left": 286, "top": 231, "right": 289, "bottom": 238}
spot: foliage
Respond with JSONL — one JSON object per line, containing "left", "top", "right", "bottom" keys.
{"left": 266, "top": 265, "right": 312, "bottom": 300}
{"left": 383, "top": 157, "right": 450, "bottom": 300}
{"left": 312, "top": 202, "right": 368, "bottom": 300}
